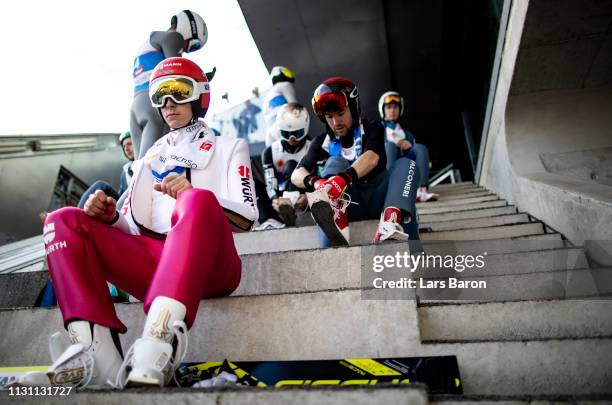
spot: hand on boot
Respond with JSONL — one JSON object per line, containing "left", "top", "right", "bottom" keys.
{"left": 317, "top": 175, "right": 348, "bottom": 200}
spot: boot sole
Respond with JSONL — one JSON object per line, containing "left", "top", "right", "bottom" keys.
{"left": 278, "top": 204, "right": 297, "bottom": 227}
{"left": 126, "top": 376, "right": 163, "bottom": 387}
{"left": 310, "top": 201, "right": 348, "bottom": 246}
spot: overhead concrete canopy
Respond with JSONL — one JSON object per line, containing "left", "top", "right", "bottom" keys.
{"left": 239, "top": 0, "right": 505, "bottom": 179}
{"left": 238, "top": 0, "right": 392, "bottom": 127}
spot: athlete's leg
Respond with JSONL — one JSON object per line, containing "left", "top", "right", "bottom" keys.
{"left": 129, "top": 101, "right": 143, "bottom": 161}
{"left": 320, "top": 156, "right": 350, "bottom": 178}
{"left": 316, "top": 156, "right": 351, "bottom": 247}
{"left": 412, "top": 143, "right": 430, "bottom": 188}
{"left": 44, "top": 207, "right": 163, "bottom": 333}
{"left": 143, "top": 188, "right": 241, "bottom": 329}
{"left": 383, "top": 157, "right": 420, "bottom": 240}
{"left": 138, "top": 109, "right": 166, "bottom": 159}
{"left": 132, "top": 92, "right": 167, "bottom": 159}
{"left": 385, "top": 141, "right": 400, "bottom": 171}
{"left": 281, "top": 160, "right": 299, "bottom": 191}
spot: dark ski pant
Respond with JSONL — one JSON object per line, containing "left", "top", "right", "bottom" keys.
{"left": 318, "top": 156, "right": 421, "bottom": 247}
{"left": 385, "top": 142, "right": 430, "bottom": 188}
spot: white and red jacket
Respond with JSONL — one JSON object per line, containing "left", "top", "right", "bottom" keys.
{"left": 113, "top": 121, "right": 258, "bottom": 236}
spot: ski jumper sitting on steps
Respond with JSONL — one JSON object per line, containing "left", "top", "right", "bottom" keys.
{"left": 18, "top": 57, "right": 257, "bottom": 389}
{"left": 291, "top": 77, "right": 421, "bottom": 248}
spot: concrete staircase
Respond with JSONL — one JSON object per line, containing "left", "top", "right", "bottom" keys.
{"left": 1, "top": 182, "right": 611, "bottom": 404}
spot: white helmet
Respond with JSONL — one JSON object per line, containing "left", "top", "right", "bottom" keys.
{"left": 270, "top": 66, "right": 296, "bottom": 84}
{"left": 172, "top": 10, "right": 208, "bottom": 53}
{"left": 277, "top": 103, "right": 309, "bottom": 143}
{"left": 378, "top": 91, "right": 404, "bottom": 119}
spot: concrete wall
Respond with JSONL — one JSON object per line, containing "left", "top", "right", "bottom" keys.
{"left": 478, "top": 0, "right": 612, "bottom": 264}
{"left": 0, "top": 134, "right": 125, "bottom": 244}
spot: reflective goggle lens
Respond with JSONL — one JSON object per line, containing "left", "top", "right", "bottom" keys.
{"left": 280, "top": 128, "right": 306, "bottom": 141}
{"left": 281, "top": 67, "right": 296, "bottom": 79}
{"left": 150, "top": 77, "right": 196, "bottom": 107}
{"left": 187, "top": 40, "right": 202, "bottom": 53}
{"left": 312, "top": 84, "right": 347, "bottom": 116}
{"left": 384, "top": 95, "right": 401, "bottom": 104}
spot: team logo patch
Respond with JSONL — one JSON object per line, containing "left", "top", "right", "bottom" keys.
{"left": 238, "top": 165, "right": 250, "bottom": 179}
{"left": 238, "top": 165, "right": 254, "bottom": 206}
{"left": 200, "top": 141, "right": 213, "bottom": 152}
{"left": 43, "top": 223, "right": 55, "bottom": 244}
{"left": 51, "top": 367, "right": 85, "bottom": 385}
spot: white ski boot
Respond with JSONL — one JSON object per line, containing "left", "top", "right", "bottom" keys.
{"left": 112, "top": 296, "right": 188, "bottom": 388}
{"left": 16, "top": 321, "right": 123, "bottom": 388}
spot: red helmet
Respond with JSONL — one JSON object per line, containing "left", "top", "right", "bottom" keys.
{"left": 311, "top": 77, "right": 360, "bottom": 123}
{"left": 149, "top": 57, "right": 211, "bottom": 119}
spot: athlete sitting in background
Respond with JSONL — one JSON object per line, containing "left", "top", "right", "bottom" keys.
{"left": 255, "top": 103, "right": 311, "bottom": 230}
{"left": 378, "top": 91, "right": 437, "bottom": 202}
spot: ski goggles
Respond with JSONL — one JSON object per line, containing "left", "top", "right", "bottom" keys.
{"left": 280, "top": 128, "right": 307, "bottom": 142}
{"left": 149, "top": 75, "right": 210, "bottom": 108}
{"left": 383, "top": 94, "right": 401, "bottom": 104}
{"left": 280, "top": 67, "right": 295, "bottom": 80}
{"left": 312, "top": 84, "right": 347, "bottom": 117}
{"left": 186, "top": 39, "right": 202, "bottom": 53}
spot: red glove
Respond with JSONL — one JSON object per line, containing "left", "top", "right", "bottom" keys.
{"left": 317, "top": 175, "right": 348, "bottom": 199}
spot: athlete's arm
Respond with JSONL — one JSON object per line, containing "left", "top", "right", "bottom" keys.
{"left": 280, "top": 82, "right": 298, "bottom": 103}
{"left": 291, "top": 166, "right": 311, "bottom": 189}
{"left": 152, "top": 31, "right": 184, "bottom": 57}
{"left": 222, "top": 139, "right": 259, "bottom": 232}
{"left": 292, "top": 134, "right": 325, "bottom": 189}
{"left": 350, "top": 150, "right": 380, "bottom": 178}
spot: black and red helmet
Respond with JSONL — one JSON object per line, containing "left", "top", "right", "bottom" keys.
{"left": 149, "top": 57, "right": 211, "bottom": 120}
{"left": 311, "top": 76, "right": 360, "bottom": 123}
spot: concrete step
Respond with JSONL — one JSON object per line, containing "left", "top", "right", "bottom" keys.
{"left": 236, "top": 220, "right": 547, "bottom": 254}
{"left": 0, "top": 234, "right": 567, "bottom": 310}
{"left": 418, "top": 200, "right": 508, "bottom": 215}
{"left": 430, "top": 397, "right": 612, "bottom": 404}
{"left": 0, "top": 290, "right": 419, "bottom": 366}
{"left": 0, "top": 385, "right": 429, "bottom": 405}
{"left": 0, "top": 238, "right": 572, "bottom": 309}
{"left": 420, "top": 339, "right": 612, "bottom": 396}
{"left": 433, "top": 187, "right": 487, "bottom": 196}
{"left": 416, "top": 267, "right": 612, "bottom": 302}
{"left": 419, "top": 299, "right": 612, "bottom": 342}
{"left": 430, "top": 182, "right": 475, "bottom": 191}
{"left": 419, "top": 206, "right": 518, "bottom": 223}
{"left": 429, "top": 186, "right": 491, "bottom": 197}
{"left": 420, "top": 223, "right": 545, "bottom": 241}
{"left": 240, "top": 245, "right": 588, "bottom": 297}
{"left": 412, "top": 247, "right": 588, "bottom": 278}
{"left": 435, "top": 191, "right": 494, "bottom": 201}
{"left": 425, "top": 214, "right": 530, "bottom": 232}
{"left": 417, "top": 195, "right": 500, "bottom": 208}
{"left": 2, "top": 293, "right": 611, "bottom": 396}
